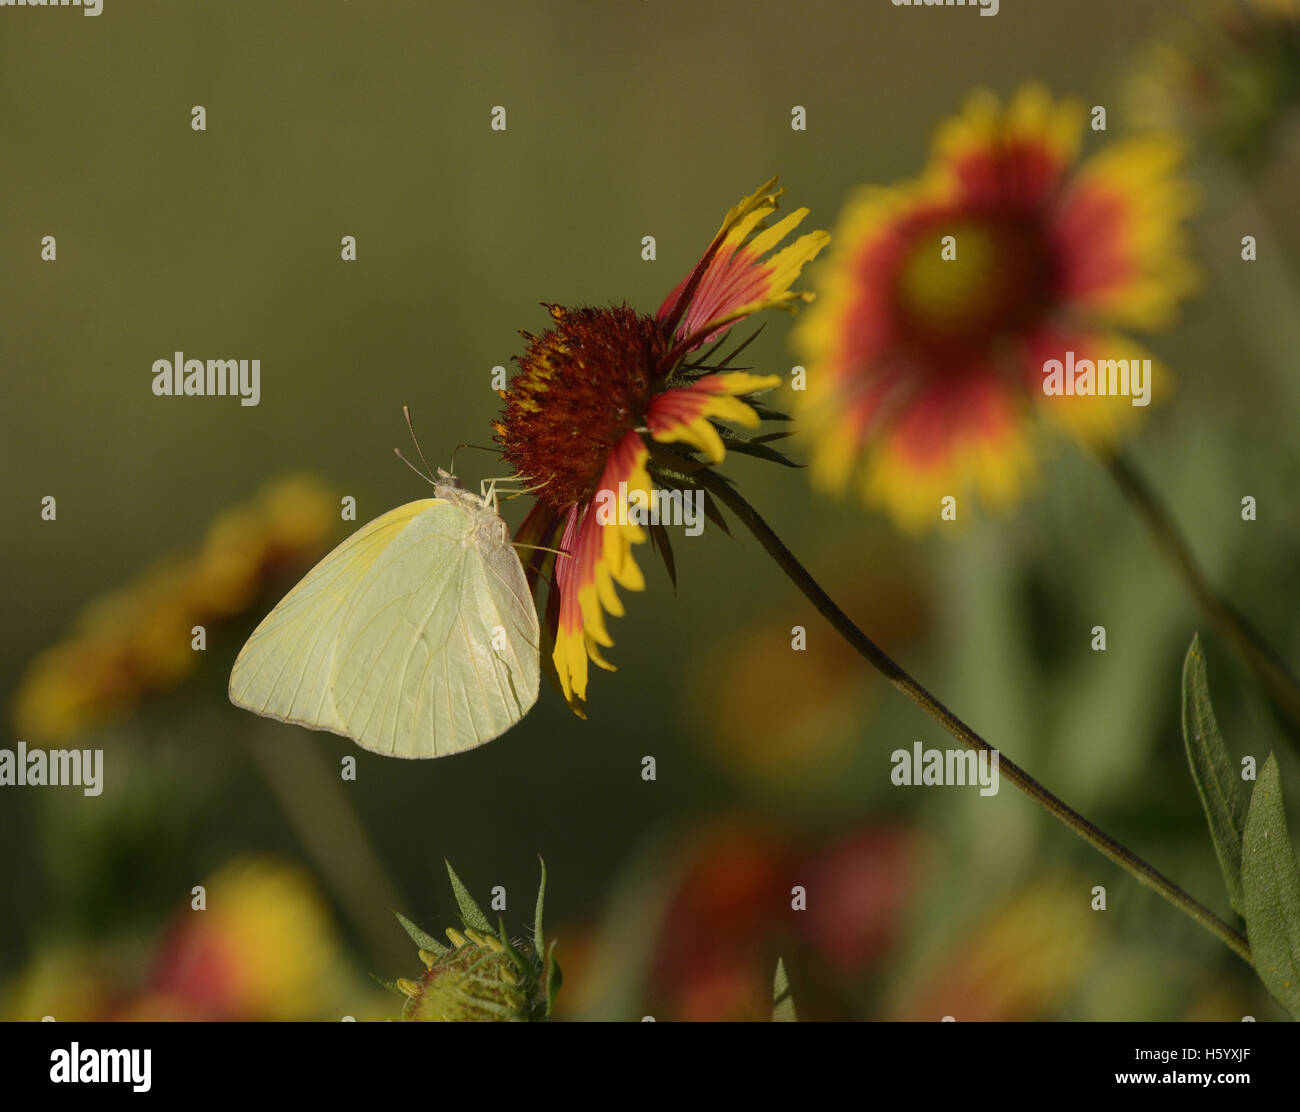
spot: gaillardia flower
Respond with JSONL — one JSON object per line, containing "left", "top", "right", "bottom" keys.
{"left": 793, "top": 85, "right": 1198, "bottom": 531}
{"left": 496, "top": 179, "right": 828, "bottom": 709}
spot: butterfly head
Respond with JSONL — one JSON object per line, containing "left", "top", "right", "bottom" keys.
{"left": 433, "top": 469, "right": 467, "bottom": 501}
{"left": 434, "top": 471, "right": 505, "bottom": 538}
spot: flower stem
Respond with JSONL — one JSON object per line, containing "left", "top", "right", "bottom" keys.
{"left": 695, "top": 469, "right": 1252, "bottom": 965}
{"left": 1101, "top": 447, "right": 1300, "bottom": 738}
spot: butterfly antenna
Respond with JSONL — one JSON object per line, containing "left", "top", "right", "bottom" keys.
{"left": 394, "top": 448, "right": 436, "bottom": 486}
{"left": 403, "top": 406, "right": 437, "bottom": 481}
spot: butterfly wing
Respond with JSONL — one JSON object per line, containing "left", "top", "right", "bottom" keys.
{"left": 330, "top": 504, "right": 540, "bottom": 757}
{"left": 229, "top": 499, "right": 441, "bottom": 736}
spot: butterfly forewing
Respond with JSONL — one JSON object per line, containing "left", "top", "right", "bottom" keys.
{"left": 228, "top": 499, "right": 440, "bottom": 736}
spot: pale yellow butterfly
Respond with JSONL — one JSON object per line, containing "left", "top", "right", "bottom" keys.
{"left": 229, "top": 468, "right": 540, "bottom": 758}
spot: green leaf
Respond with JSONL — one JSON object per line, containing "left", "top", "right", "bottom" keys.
{"left": 1242, "top": 754, "right": 1300, "bottom": 1018}
{"left": 444, "top": 860, "right": 493, "bottom": 933}
{"left": 1181, "top": 636, "right": 1250, "bottom": 915}
{"left": 772, "top": 958, "right": 797, "bottom": 1022}
{"left": 392, "top": 909, "right": 447, "bottom": 957}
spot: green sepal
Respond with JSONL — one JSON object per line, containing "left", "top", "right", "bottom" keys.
{"left": 646, "top": 442, "right": 712, "bottom": 475}
{"left": 371, "top": 972, "right": 405, "bottom": 997}
{"left": 772, "top": 958, "right": 797, "bottom": 1022}
{"left": 392, "top": 909, "right": 448, "bottom": 957}
{"left": 545, "top": 941, "right": 563, "bottom": 1016}
{"left": 444, "top": 860, "right": 494, "bottom": 933}
{"left": 747, "top": 401, "right": 794, "bottom": 422}
{"left": 534, "top": 856, "right": 548, "bottom": 957}
{"left": 711, "top": 423, "right": 804, "bottom": 468}
{"left": 648, "top": 521, "right": 678, "bottom": 590}
{"left": 499, "top": 916, "right": 531, "bottom": 976}
{"left": 679, "top": 322, "right": 767, "bottom": 378}
{"left": 700, "top": 488, "right": 731, "bottom": 536}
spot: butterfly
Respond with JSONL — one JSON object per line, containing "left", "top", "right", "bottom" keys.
{"left": 229, "top": 453, "right": 541, "bottom": 759}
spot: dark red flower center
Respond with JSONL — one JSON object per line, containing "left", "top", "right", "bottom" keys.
{"left": 497, "top": 304, "right": 669, "bottom": 508}
{"left": 891, "top": 207, "right": 1057, "bottom": 363}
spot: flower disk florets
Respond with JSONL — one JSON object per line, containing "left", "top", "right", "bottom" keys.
{"left": 498, "top": 304, "right": 669, "bottom": 508}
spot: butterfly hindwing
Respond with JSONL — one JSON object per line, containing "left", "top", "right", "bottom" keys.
{"left": 330, "top": 501, "right": 533, "bottom": 756}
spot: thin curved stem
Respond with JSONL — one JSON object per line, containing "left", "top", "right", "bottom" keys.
{"left": 695, "top": 469, "right": 1252, "bottom": 966}
{"left": 1102, "top": 447, "right": 1300, "bottom": 738}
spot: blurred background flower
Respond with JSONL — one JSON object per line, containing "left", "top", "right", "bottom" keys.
{"left": 1126, "top": 0, "right": 1300, "bottom": 170}
{"left": 4, "top": 855, "right": 389, "bottom": 1022}
{"left": 13, "top": 476, "right": 339, "bottom": 744}
{"left": 792, "top": 83, "right": 1197, "bottom": 531}
{"left": 888, "top": 872, "right": 1099, "bottom": 1021}
{"left": 556, "top": 817, "right": 915, "bottom": 1021}
{"left": 135, "top": 857, "right": 348, "bottom": 1021}
{"left": 688, "top": 537, "right": 931, "bottom": 790}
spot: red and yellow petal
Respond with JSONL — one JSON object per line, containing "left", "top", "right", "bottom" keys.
{"left": 1052, "top": 133, "right": 1199, "bottom": 331}
{"left": 646, "top": 372, "right": 782, "bottom": 462}
{"left": 1023, "top": 328, "right": 1172, "bottom": 445}
{"left": 930, "top": 84, "right": 1086, "bottom": 206}
{"left": 548, "top": 373, "right": 782, "bottom": 705}
{"left": 551, "top": 431, "right": 652, "bottom": 706}
{"left": 790, "top": 181, "right": 951, "bottom": 416}
{"left": 658, "top": 178, "right": 829, "bottom": 352}
{"left": 658, "top": 178, "right": 784, "bottom": 330}
{"left": 855, "top": 370, "right": 1036, "bottom": 533}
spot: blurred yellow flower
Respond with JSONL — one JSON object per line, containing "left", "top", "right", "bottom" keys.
{"left": 12, "top": 476, "right": 338, "bottom": 744}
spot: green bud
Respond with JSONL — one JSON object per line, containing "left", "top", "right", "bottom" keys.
{"left": 390, "top": 859, "right": 560, "bottom": 1022}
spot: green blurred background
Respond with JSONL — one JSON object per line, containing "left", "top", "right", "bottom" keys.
{"left": 3, "top": 0, "right": 1299, "bottom": 1020}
